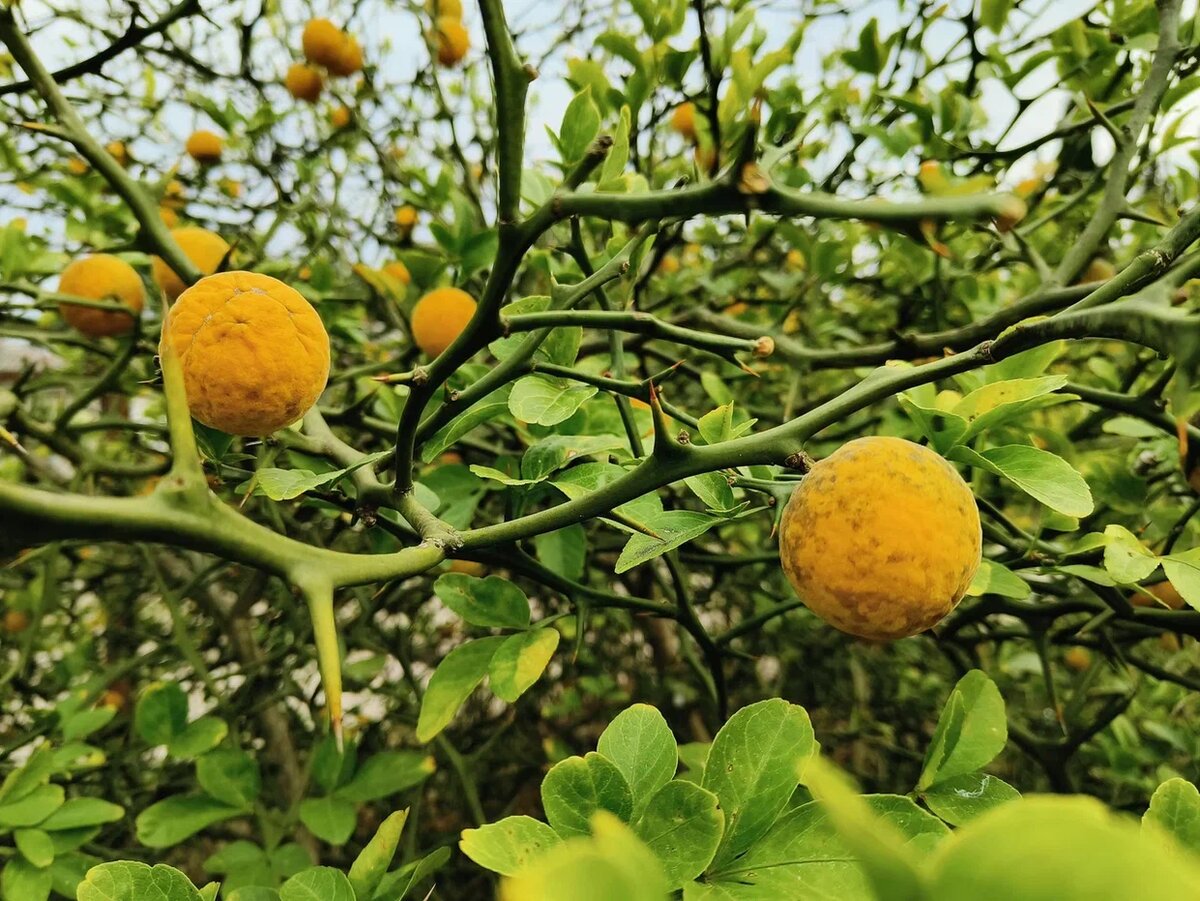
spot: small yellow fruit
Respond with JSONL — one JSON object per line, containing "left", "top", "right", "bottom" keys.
{"left": 286, "top": 63, "right": 324, "bottom": 102}
{"left": 1015, "top": 177, "right": 1041, "bottom": 197}
{"left": 106, "top": 140, "right": 129, "bottom": 166}
{"left": 152, "top": 227, "right": 231, "bottom": 301}
{"left": 159, "top": 206, "right": 180, "bottom": 227}
{"left": 2, "top": 609, "right": 30, "bottom": 634}
{"left": 330, "top": 105, "right": 353, "bottom": 129}
{"left": 779, "top": 436, "right": 982, "bottom": 640}
{"left": 161, "top": 179, "right": 186, "bottom": 209}
{"left": 161, "top": 271, "right": 330, "bottom": 436}
{"left": 185, "top": 130, "right": 223, "bottom": 164}
{"left": 435, "top": 17, "right": 470, "bottom": 66}
{"left": 448, "top": 559, "right": 486, "bottom": 577}
{"left": 670, "top": 102, "right": 697, "bottom": 140}
{"left": 1064, "top": 647, "right": 1092, "bottom": 672}
{"left": 395, "top": 205, "right": 418, "bottom": 232}
{"left": 657, "top": 254, "right": 680, "bottom": 275}
{"left": 411, "top": 287, "right": 476, "bottom": 357}
{"left": 786, "top": 249, "right": 805, "bottom": 270}
{"left": 219, "top": 177, "right": 242, "bottom": 198}
{"left": 383, "top": 261, "right": 411, "bottom": 284}
{"left": 67, "top": 157, "right": 88, "bottom": 176}
{"left": 1077, "top": 258, "right": 1117, "bottom": 284}
{"left": 428, "top": 0, "right": 463, "bottom": 17}
{"left": 58, "top": 255, "right": 146, "bottom": 338}
{"left": 1130, "top": 581, "right": 1187, "bottom": 610}
{"left": 327, "top": 34, "right": 363, "bottom": 77}
{"left": 302, "top": 18, "right": 345, "bottom": 67}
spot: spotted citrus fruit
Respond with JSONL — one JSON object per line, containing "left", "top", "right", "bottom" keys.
{"left": 151, "top": 227, "right": 230, "bottom": 301}
{"left": 161, "top": 271, "right": 330, "bottom": 436}
{"left": 58, "top": 255, "right": 146, "bottom": 337}
{"left": 779, "top": 436, "right": 981, "bottom": 640}
{"left": 411, "top": 287, "right": 476, "bottom": 358}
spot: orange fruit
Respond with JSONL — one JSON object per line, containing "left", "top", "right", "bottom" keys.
{"left": 670, "top": 102, "right": 696, "bottom": 140}
{"left": 383, "top": 261, "right": 411, "bottom": 284}
{"left": 327, "top": 34, "right": 363, "bottom": 77}
{"left": 1076, "top": 259, "right": 1117, "bottom": 284}
{"left": 161, "top": 271, "right": 330, "bottom": 435}
{"left": 67, "top": 157, "right": 89, "bottom": 176}
{"left": 435, "top": 17, "right": 470, "bottom": 66}
{"left": 427, "top": 0, "right": 463, "bottom": 17}
{"left": 1130, "top": 581, "right": 1187, "bottom": 610}
{"left": 330, "top": 105, "right": 353, "bottom": 129}
{"left": 2, "top": 609, "right": 30, "bottom": 634}
{"left": 394, "top": 205, "right": 418, "bottom": 233}
{"left": 151, "top": 227, "right": 231, "bottom": 301}
{"left": 411, "top": 287, "right": 476, "bottom": 357}
{"left": 779, "top": 437, "right": 981, "bottom": 640}
{"left": 58, "top": 255, "right": 146, "bottom": 338}
{"left": 159, "top": 206, "right": 180, "bottom": 227}
{"left": 302, "top": 19, "right": 345, "bottom": 67}
{"left": 1064, "top": 647, "right": 1092, "bottom": 672}
{"left": 448, "top": 560, "right": 486, "bottom": 577}
{"left": 185, "top": 130, "right": 223, "bottom": 164}
{"left": 286, "top": 63, "right": 324, "bottom": 102}
{"left": 106, "top": 140, "right": 129, "bottom": 166}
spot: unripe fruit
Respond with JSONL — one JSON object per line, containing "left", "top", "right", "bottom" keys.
{"left": 779, "top": 436, "right": 981, "bottom": 640}
{"left": 58, "top": 255, "right": 146, "bottom": 337}
{"left": 411, "top": 287, "right": 476, "bottom": 358}
{"left": 185, "top": 130, "right": 223, "bottom": 164}
{"left": 286, "top": 63, "right": 324, "bottom": 102}
{"left": 151, "top": 227, "right": 231, "bottom": 301}
{"left": 161, "top": 271, "right": 330, "bottom": 436}
{"left": 435, "top": 17, "right": 470, "bottom": 66}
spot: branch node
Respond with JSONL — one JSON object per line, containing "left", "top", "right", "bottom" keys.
{"left": 784, "top": 450, "right": 815, "bottom": 472}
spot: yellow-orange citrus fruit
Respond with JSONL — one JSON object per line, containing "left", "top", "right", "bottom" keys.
{"left": 302, "top": 18, "right": 345, "bottom": 67}
{"left": 106, "top": 140, "right": 129, "bottom": 166}
{"left": 185, "top": 130, "right": 223, "bottom": 164}
{"left": 330, "top": 105, "right": 353, "bottom": 129}
{"left": 67, "top": 157, "right": 88, "bottom": 176}
{"left": 1077, "top": 258, "right": 1117, "bottom": 284}
{"left": 8, "top": 218, "right": 26, "bottom": 232}
{"left": 327, "top": 34, "right": 363, "bottom": 77}
{"left": 657, "top": 254, "right": 680, "bottom": 275}
{"left": 1131, "top": 580, "right": 1187, "bottom": 610}
{"left": 395, "top": 204, "right": 418, "bottom": 232}
{"left": 428, "top": 0, "right": 463, "bottom": 17}
{"left": 161, "top": 271, "right": 330, "bottom": 436}
{"left": 779, "top": 436, "right": 981, "bottom": 640}
{"left": 786, "top": 249, "right": 805, "bottom": 270}
{"left": 159, "top": 205, "right": 180, "bottom": 227}
{"left": 435, "top": 17, "right": 470, "bottom": 66}
{"left": 383, "top": 261, "right": 411, "bottom": 284}
{"left": 58, "top": 255, "right": 146, "bottom": 338}
{"left": 286, "top": 63, "right": 324, "bottom": 102}
{"left": 670, "top": 102, "right": 696, "bottom": 140}
{"left": 152, "top": 227, "right": 231, "bottom": 301}
{"left": 1015, "top": 177, "right": 1041, "bottom": 197}
{"left": 448, "top": 559, "right": 486, "bottom": 577}
{"left": 411, "top": 287, "right": 476, "bottom": 357}
{"left": 1064, "top": 647, "right": 1092, "bottom": 672}
{"left": 219, "top": 177, "right": 242, "bottom": 198}
{"left": 2, "top": 609, "right": 30, "bottom": 634}
{"left": 162, "top": 179, "right": 186, "bottom": 209}
{"left": 917, "top": 160, "right": 946, "bottom": 192}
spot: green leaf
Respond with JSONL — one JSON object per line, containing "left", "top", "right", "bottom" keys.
{"left": 433, "top": 574, "right": 531, "bottom": 629}
{"left": 596, "top": 704, "right": 679, "bottom": 820}
{"left": 371, "top": 845, "right": 451, "bottom": 900}
{"left": 167, "top": 717, "right": 229, "bottom": 760}
{"left": 928, "top": 795, "right": 1200, "bottom": 898}
{"left": 0, "top": 784, "right": 64, "bottom": 828}
{"left": 298, "top": 796, "right": 358, "bottom": 845}
{"left": 51, "top": 853, "right": 98, "bottom": 898}
{"left": 684, "top": 473, "right": 738, "bottom": 513}
{"left": 634, "top": 780, "right": 723, "bottom": 890}
{"left": 334, "top": 751, "right": 435, "bottom": 803}
{"left": 559, "top": 87, "right": 602, "bottom": 165}
{"left": 349, "top": 809, "right": 408, "bottom": 900}
{"left": 949, "top": 444, "right": 1093, "bottom": 517}
{"left": 61, "top": 707, "right": 116, "bottom": 741}
{"left": 533, "top": 524, "right": 587, "bottom": 580}
{"left": 490, "top": 629, "right": 560, "bottom": 703}
{"left": 415, "top": 636, "right": 507, "bottom": 743}
{"left": 14, "top": 827, "right": 55, "bottom": 868}
{"left": 39, "top": 797, "right": 124, "bottom": 831}
{"left": 135, "top": 682, "right": 189, "bottom": 746}
{"left": 509, "top": 375, "right": 597, "bottom": 427}
{"left": 918, "top": 670, "right": 1007, "bottom": 790}
{"left": 77, "top": 862, "right": 204, "bottom": 901}
{"left": 1102, "top": 524, "right": 1160, "bottom": 585}
{"left": 136, "top": 795, "right": 244, "bottom": 848}
{"left": 501, "top": 812, "right": 669, "bottom": 901}
{"left": 421, "top": 386, "right": 512, "bottom": 463}
{"left": 1158, "top": 552, "right": 1200, "bottom": 611}
{"left": 965, "top": 559, "right": 1031, "bottom": 599}
{"left": 951, "top": 376, "right": 1072, "bottom": 444}
{"left": 2, "top": 855, "right": 52, "bottom": 901}
{"left": 279, "top": 867, "right": 356, "bottom": 901}
{"left": 981, "top": 0, "right": 1014, "bottom": 32}
{"left": 522, "top": 434, "right": 628, "bottom": 481}
{"left": 542, "top": 752, "right": 635, "bottom": 838}
{"left": 702, "top": 699, "right": 816, "bottom": 870}
{"left": 616, "top": 511, "right": 720, "bottom": 574}
{"left": 196, "top": 750, "right": 260, "bottom": 808}
{"left": 921, "top": 773, "right": 1021, "bottom": 825}
{"left": 460, "top": 815, "right": 563, "bottom": 876}
{"left": 1143, "top": 778, "right": 1200, "bottom": 855}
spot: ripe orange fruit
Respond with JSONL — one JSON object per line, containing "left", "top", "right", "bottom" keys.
{"left": 327, "top": 34, "right": 363, "bottom": 77}
{"left": 435, "top": 17, "right": 470, "bottom": 66}
{"left": 151, "top": 227, "right": 231, "bottom": 301}
{"left": 302, "top": 19, "right": 345, "bottom": 67}
{"left": 58, "top": 255, "right": 146, "bottom": 338}
{"left": 394, "top": 205, "right": 418, "bottom": 233}
{"left": 161, "top": 271, "right": 330, "bottom": 436}
{"left": 670, "top": 102, "right": 696, "bottom": 140}
{"left": 185, "top": 130, "right": 223, "bottom": 164}
{"left": 383, "top": 261, "right": 411, "bottom": 284}
{"left": 786, "top": 249, "right": 805, "bottom": 270}
{"left": 1130, "top": 581, "right": 1187, "bottom": 610}
{"left": 779, "top": 436, "right": 981, "bottom": 640}
{"left": 67, "top": 157, "right": 89, "bottom": 176}
{"left": 427, "top": 0, "right": 463, "bottom": 17}
{"left": 159, "top": 206, "right": 180, "bottom": 227}
{"left": 219, "top": 177, "right": 242, "bottom": 198}
{"left": 286, "top": 63, "right": 324, "bottom": 102}
{"left": 106, "top": 140, "right": 129, "bottom": 166}
{"left": 411, "top": 287, "right": 476, "bottom": 357}
{"left": 330, "top": 105, "right": 353, "bottom": 129}
{"left": 448, "top": 560, "right": 486, "bottom": 577}
{"left": 657, "top": 254, "right": 680, "bottom": 275}
{"left": 1064, "top": 647, "right": 1092, "bottom": 672}
{"left": 2, "top": 609, "right": 30, "bottom": 634}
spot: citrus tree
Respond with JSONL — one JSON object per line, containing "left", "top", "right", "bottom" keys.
{"left": 2, "top": 0, "right": 1200, "bottom": 898}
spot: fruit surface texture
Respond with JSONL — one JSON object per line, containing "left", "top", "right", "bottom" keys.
{"left": 779, "top": 436, "right": 981, "bottom": 639}
{"left": 58, "top": 254, "right": 146, "bottom": 337}
{"left": 411, "top": 287, "right": 476, "bottom": 357}
{"left": 161, "top": 271, "right": 330, "bottom": 436}
{"left": 152, "top": 227, "right": 230, "bottom": 300}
